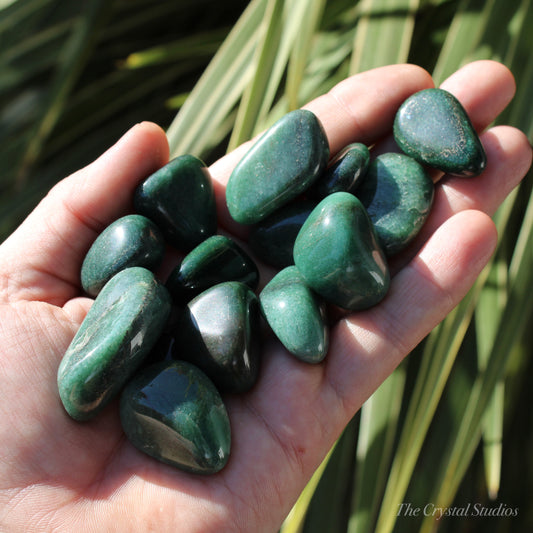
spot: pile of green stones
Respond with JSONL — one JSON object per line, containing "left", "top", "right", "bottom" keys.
{"left": 57, "top": 88, "right": 486, "bottom": 475}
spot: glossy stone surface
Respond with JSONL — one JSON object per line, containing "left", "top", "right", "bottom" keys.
{"left": 293, "top": 192, "right": 390, "bottom": 311}
{"left": 260, "top": 266, "right": 328, "bottom": 363}
{"left": 310, "top": 142, "right": 370, "bottom": 199}
{"left": 80, "top": 214, "right": 166, "bottom": 297}
{"left": 393, "top": 88, "right": 486, "bottom": 176}
{"left": 249, "top": 199, "right": 316, "bottom": 268}
{"left": 58, "top": 267, "right": 172, "bottom": 421}
{"left": 166, "top": 235, "right": 259, "bottom": 303}
{"left": 120, "top": 360, "right": 231, "bottom": 474}
{"left": 134, "top": 155, "right": 217, "bottom": 251}
{"left": 226, "top": 109, "right": 329, "bottom": 224}
{"left": 357, "top": 153, "right": 434, "bottom": 256}
{"left": 173, "top": 282, "right": 261, "bottom": 393}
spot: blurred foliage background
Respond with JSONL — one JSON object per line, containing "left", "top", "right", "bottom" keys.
{"left": 1, "top": 0, "right": 532, "bottom": 532}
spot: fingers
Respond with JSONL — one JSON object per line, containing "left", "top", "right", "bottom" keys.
{"left": 0, "top": 122, "right": 169, "bottom": 305}
{"left": 323, "top": 209, "right": 498, "bottom": 417}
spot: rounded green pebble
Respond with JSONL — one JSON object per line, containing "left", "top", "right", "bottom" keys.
{"left": 120, "top": 360, "right": 231, "bottom": 475}
{"left": 357, "top": 153, "right": 434, "bottom": 256}
{"left": 293, "top": 192, "right": 390, "bottom": 311}
{"left": 173, "top": 282, "right": 262, "bottom": 394}
{"left": 260, "top": 266, "right": 328, "bottom": 363}
{"left": 80, "top": 214, "right": 165, "bottom": 297}
{"left": 226, "top": 109, "right": 329, "bottom": 224}
{"left": 166, "top": 235, "right": 259, "bottom": 303}
{"left": 57, "top": 267, "right": 172, "bottom": 421}
{"left": 393, "top": 88, "right": 486, "bottom": 177}
{"left": 134, "top": 155, "right": 217, "bottom": 251}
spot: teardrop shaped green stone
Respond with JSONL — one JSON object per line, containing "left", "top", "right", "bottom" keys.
{"left": 120, "top": 360, "right": 231, "bottom": 475}
{"left": 393, "top": 88, "right": 486, "bottom": 176}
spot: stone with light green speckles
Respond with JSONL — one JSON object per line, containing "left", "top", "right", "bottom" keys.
{"left": 120, "top": 360, "right": 231, "bottom": 475}
{"left": 260, "top": 266, "right": 328, "bottom": 363}
{"left": 293, "top": 192, "right": 389, "bottom": 311}
{"left": 393, "top": 88, "right": 486, "bottom": 176}
{"left": 57, "top": 267, "right": 172, "bottom": 421}
{"left": 357, "top": 153, "right": 434, "bottom": 256}
{"left": 226, "top": 109, "right": 329, "bottom": 224}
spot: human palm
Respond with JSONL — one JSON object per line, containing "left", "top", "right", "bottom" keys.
{"left": 0, "top": 62, "right": 531, "bottom": 532}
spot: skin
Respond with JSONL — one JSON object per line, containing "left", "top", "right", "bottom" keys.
{"left": 0, "top": 61, "right": 531, "bottom": 532}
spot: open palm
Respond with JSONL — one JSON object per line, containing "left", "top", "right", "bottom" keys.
{"left": 0, "top": 61, "right": 530, "bottom": 533}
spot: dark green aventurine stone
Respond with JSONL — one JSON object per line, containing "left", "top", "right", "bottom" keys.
{"left": 120, "top": 360, "right": 231, "bottom": 475}
{"left": 166, "top": 235, "right": 259, "bottom": 303}
{"left": 248, "top": 199, "right": 316, "bottom": 269}
{"left": 293, "top": 192, "right": 390, "bottom": 311}
{"left": 57, "top": 267, "right": 172, "bottom": 421}
{"left": 226, "top": 109, "right": 330, "bottom": 224}
{"left": 357, "top": 153, "right": 434, "bottom": 256}
{"left": 393, "top": 88, "right": 486, "bottom": 176}
{"left": 173, "top": 282, "right": 261, "bottom": 393}
{"left": 134, "top": 155, "right": 217, "bottom": 251}
{"left": 80, "top": 214, "right": 166, "bottom": 297}
{"left": 310, "top": 142, "right": 370, "bottom": 199}
{"left": 260, "top": 266, "right": 328, "bottom": 363}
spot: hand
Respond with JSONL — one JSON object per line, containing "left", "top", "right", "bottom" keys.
{"left": 0, "top": 61, "right": 530, "bottom": 533}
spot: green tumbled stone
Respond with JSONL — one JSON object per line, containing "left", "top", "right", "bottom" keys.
{"left": 166, "top": 235, "right": 259, "bottom": 303}
{"left": 57, "top": 267, "right": 172, "bottom": 421}
{"left": 134, "top": 155, "right": 217, "bottom": 251}
{"left": 173, "top": 282, "right": 261, "bottom": 393}
{"left": 248, "top": 199, "right": 316, "bottom": 268}
{"left": 293, "top": 192, "right": 390, "bottom": 311}
{"left": 310, "top": 142, "right": 370, "bottom": 199}
{"left": 120, "top": 360, "right": 231, "bottom": 475}
{"left": 260, "top": 266, "right": 328, "bottom": 363}
{"left": 226, "top": 109, "right": 329, "bottom": 224}
{"left": 80, "top": 214, "right": 166, "bottom": 297}
{"left": 357, "top": 153, "right": 434, "bottom": 256}
{"left": 393, "top": 88, "right": 486, "bottom": 176}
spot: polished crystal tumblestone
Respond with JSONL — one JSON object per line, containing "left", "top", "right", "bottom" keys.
{"left": 260, "top": 266, "right": 328, "bottom": 363}
{"left": 293, "top": 192, "right": 390, "bottom": 311}
{"left": 173, "top": 281, "right": 261, "bottom": 393}
{"left": 120, "top": 360, "right": 231, "bottom": 474}
{"left": 393, "top": 88, "right": 486, "bottom": 176}
{"left": 134, "top": 155, "right": 217, "bottom": 251}
{"left": 57, "top": 267, "right": 172, "bottom": 421}
{"left": 226, "top": 109, "right": 329, "bottom": 224}
{"left": 80, "top": 214, "right": 165, "bottom": 296}
{"left": 166, "top": 235, "right": 259, "bottom": 303}
{"left": 310, "top": 142, "right": 370, "bottom": 199}
{"left": 357, "top": 153, "right": 434, "bottom": 256}
{"left": 248, "top": 199, "right": 316, "bottom": 269}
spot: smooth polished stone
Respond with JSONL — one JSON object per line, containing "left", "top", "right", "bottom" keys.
{"left": 120, "top": 360, "right": 230, "bottom": 474}
{"left": 80, "top": 214, "right": 166, "bottom": 297}
{"left": 310, "top": 142, "right": 370, "bottom": 199}
{"left": 293, "top": 192, "right": 390, "bottom": 311}
{"left": 226, "top": 109, "right": 329, "bottom": 224}
{"left": 166, "top": 235, "right": 259, "bottom": 303}
{"left": 393, "top": 88, "right": 486, "bottom": 176}
{"left": 57, "top": 267, "right": 172, "bottom": 421}
{"left": 173, "top": 282, "right": 261, "bottom": 393}
{"left": 249, "top": 199, "right": 316, "bottom": 268}
{"left": 260, "top": 266, "right": 328, "bottom": 363}
{"left": 134, "top": 155, "right": 217, "bottom": 251}
{"left": 357, "top": 153, "right": 434, "bottom": 256}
